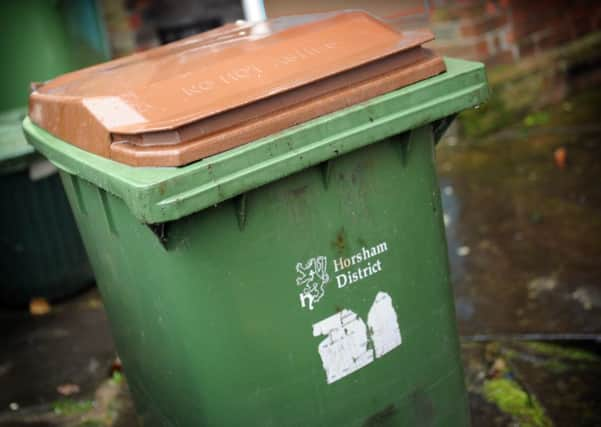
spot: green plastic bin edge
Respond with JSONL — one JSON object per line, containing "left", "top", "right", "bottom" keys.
{"left": 22, "top": 57, "right": 489, "bottom": 225}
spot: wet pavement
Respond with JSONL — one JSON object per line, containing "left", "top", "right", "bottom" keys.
{"left": 1, "top": 47, "right": 601, "bottom": 427}
{"left": 439, "top": 89, "right": 601, "bottom": 338}
{"left": 438, "top": 71, "right": 601, "bottom": 425}
{"left": 0, "top": 293, "right": 114, "bottom": 410}
{"left": 0, "top": 291, "right": 137, "bottom": 427}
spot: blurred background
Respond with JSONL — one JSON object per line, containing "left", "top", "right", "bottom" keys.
{"left": 1, "top": 0, "right": 600, "bottom": 426}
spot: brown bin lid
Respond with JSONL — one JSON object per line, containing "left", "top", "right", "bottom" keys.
{"left": 29, "top": 11, "right": 445, "bottom": 167}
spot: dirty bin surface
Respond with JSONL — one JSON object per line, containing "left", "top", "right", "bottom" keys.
{"left": 24, "top": 11, "right": 488, "bottom": 427}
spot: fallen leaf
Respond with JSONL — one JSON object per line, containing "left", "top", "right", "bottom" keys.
{"left": 488, "top": 358, "right": 507, "bottom": 378}
{"left": 527, "top": 276, "right": 558, "bottom": 299}
{"left": 572, "top": 288, "right": 593, "bottom": 310}
{"left": 57, "top": 383, "right": 80, "bottom": 396}
{"left": 29, "top": 298, "right": 51, "bottom": 316}
{"left": 87, "top": 298, "right": 102, "bottom": 309}
{"left": 554, "top": 147, "right": 567, "bottom": 169}
{"left": 457, "top": 246, "right": 471, "bottom": 257}
{"left": 111, "top": 356, "right": 122, "bottom": 374}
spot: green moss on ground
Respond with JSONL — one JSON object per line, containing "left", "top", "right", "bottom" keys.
{"left": 522, "top": 342, "right": 600, "bottom": 363}
{"left": 483, "top": 378, "right": 553, "bottom": 427}
{"left": 52, "top": 398, "right": 94, "bottom": 416}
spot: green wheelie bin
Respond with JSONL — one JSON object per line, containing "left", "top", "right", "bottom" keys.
{"left": 0, "top": 0, "right": 109, "bottom": 305}
{"left": 24, "top": 11, "right": 488, "bottom": 426}
{"left": 0, "top": 108, "right": 93, "bottom": 305}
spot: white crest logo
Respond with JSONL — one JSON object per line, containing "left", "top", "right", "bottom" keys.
{"left": 296, "top": 256, "right": 330, "bottom": 310}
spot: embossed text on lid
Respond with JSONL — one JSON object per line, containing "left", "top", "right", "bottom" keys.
{"left": 29, "top": 11, "right": 445, "bottom": 166}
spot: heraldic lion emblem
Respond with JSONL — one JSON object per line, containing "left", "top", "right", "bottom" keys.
{"left": 296, "top": 256, "right": 329, "bottom": 310}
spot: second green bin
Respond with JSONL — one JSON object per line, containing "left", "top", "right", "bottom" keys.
{"left": 0, "top": 108, "right": 92, "bottom": 305}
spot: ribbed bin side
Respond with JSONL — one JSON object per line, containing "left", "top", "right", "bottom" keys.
{"left": 0, "top": 169, "right": 92, "bottom": 306}
{"left": 53, "top": 127, "right": 470, "bottom": 426}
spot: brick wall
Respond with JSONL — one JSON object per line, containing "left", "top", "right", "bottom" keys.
{"left": 428, "top": 0, "right": 601, "bottom": 64}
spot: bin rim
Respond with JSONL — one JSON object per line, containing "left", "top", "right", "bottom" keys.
{"left": 23, "top": 57, "right": 489, "bottom": 225}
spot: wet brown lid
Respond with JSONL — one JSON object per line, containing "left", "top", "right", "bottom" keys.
{"left": 29, "top": 11, "right": 445, "bottom": 166}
